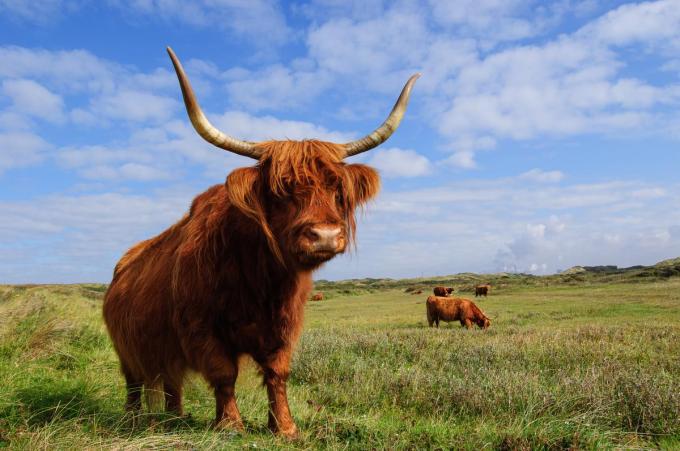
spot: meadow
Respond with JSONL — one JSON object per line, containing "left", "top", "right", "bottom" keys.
{"left": 0, "top": 269, "right": 679, "bottom": 449}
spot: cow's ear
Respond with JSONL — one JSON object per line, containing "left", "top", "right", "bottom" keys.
{"left": 345, "top": 164, "right": 380, "bottom": 205}
{"left": 226, "top": 167, "right": 261, "bottom": 219}
{"left": 226, "top": 167, "right": 284, "bottom": 264}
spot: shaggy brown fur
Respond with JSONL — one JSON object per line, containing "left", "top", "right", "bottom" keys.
{"left": 426, "top": 296, "right": 490, "bottom": 329}
{"left": 103, "top": 140, "right": 379, "bottom": 438}
{"left": 475, "top": 284, "right": 491, "bottom": 297}
{"left": 433, "top": 286, "right": 454, "bottom": 296}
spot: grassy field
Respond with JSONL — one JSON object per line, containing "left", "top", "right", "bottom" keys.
{"left": 0, "top": 276, "right": 679, "bottom": 449}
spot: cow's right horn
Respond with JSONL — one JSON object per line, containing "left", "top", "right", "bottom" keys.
{"left": 167, "top": 47, "right": 263, "bottom": 160}
{"left": 342, "top": 73, "right": 420, "bottom": 158}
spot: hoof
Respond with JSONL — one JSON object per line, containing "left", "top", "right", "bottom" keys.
{"left": 274, "top": 425, "right": 299, "bottom": 440}
{"left": 213, "top": 418, "right": 244, "bottom": 432}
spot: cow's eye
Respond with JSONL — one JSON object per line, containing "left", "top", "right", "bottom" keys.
{"left": 335, "top": 192, "right": 344, "bottom": 205}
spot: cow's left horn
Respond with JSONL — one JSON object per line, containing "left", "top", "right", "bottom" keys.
{"left": 167, "top": 47, "right": 263, "bottom": 160}
{"left": 342, "top": 73, "right": 420, "bottom": 158}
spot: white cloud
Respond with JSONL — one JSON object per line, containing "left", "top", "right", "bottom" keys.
{"left": 308, "top": 10, "right": 427, "bottom": 78}
{"left": 0, "top": 189, "right": 194, "bottom": 283}
{"left": 518, "top": 168, "right": 564, "bottom": 183}
{"left": 0, "top": 0, "right": 80, "bottom": 23}
{"left": 366, "top": 147, "right": 432, "bottom": 178}
{"left": 91, "top": 89, "right": 178, "bottom": 123}
{"left": 0, "top": 46, "right": 184, "bottom": 127}
{"left": 579, "top": 0, "right": 680, "bottom": 47}
{"left": 57, "top": 146, "right": 161, "bottom": 181}
{"left": 439, "top": 55, "right": 670, "bottom": 155}
{"left": 226, "top": 65, "right": 333, "bottom": 111}
{"left": 108, "top": 0, "right": 291, "bottom": 46}
{"left": 0, "top": 111, "right": 32, "bottom": 130}
{"left": 58, "top": 144, "right": 148, "bottom": 169}
{"left": 443, "top": 151, "right": 477, "bottom": 169}
{"left": 430, "top": 1, "right": 680, "bottom": 164}
{"left": 428, "top": 0, "right": 537, "bottom": 43}
{"left": 80, "top": 163, "right": 171, "bottom": 182}
{"left": 0, "top": 131, "right": 50, "bottom": 173}
{"left": 54, "top": 112, "right": 357, "bottom": 182}
{"left": 211, "top": 110, "right": 355, "bottom": 143}
{"left": 306, "top": 5, "right": 474, "bottom": 95}
{"left": 318, "top": 176, "right": 680, "bottom": 279}
{"left": 2, "top": 78, "right": 65, "bottom": 122}
{"left": 0, "top": 46, "right": 116, "bottom": 93}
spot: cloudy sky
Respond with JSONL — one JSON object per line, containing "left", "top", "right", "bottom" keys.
{"left": 1, "top": 0, "right": 680, "bottom": 283}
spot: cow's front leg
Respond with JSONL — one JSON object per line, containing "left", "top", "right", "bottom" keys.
{"left": 210, "top": 359, "right": 243, "bottom": 431}
{"left": 260, "top": 350, "right": 298, "bottom": 439}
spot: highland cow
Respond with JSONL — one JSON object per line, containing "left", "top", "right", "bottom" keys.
{"left": 103, "top": 47, "right": 419, "bottom": 438}
{"left": 426, "top": 296, "right": 490, "bottom": 329}
{"left": 475, "top": 284, "right": 491, "bottom": 297}
{"left": 433, "top": 286, "right": 454, "bottom": 296}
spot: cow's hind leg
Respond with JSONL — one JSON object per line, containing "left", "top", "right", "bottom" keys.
{"left": 120, "top": 363, "right": 144, "bottom": 429}
{"left": 122, "top": 364, "right": 143, "bottom": 413}
{"left": 164, "top": 376, "right": 184, "bottom": 417}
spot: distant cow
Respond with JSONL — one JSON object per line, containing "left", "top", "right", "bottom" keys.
{"left": 311, "top": 292, "right": 324, "bottom": 301}
{"left": 475, "top": 284, "right": 491, "bottom": 297}
{"left": 411, "top": 290, "right": 423, "bottom": 295}
{"left": 433, "top": 286, "right": 454, "bottom": 296}
{"left": 426, "top": 296, "right": 490, "bottom": 329}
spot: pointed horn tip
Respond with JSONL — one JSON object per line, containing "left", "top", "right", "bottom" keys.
{"left": 166, "top": 47, "right": 179, "bottom": 66}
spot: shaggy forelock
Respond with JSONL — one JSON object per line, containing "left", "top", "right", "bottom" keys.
{"left": 257, "top": 140, "right": 345, "bottom": 197}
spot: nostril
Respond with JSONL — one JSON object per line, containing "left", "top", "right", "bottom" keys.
{"left": 304, "top": 228, "right": 321, "bottom": 242}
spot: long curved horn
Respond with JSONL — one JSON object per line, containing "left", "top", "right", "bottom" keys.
{"left": 343, "top": 73, "right": 420, "bottom": 158}
{"left": 167, "top": 47, "right": 262, "bottom": 160}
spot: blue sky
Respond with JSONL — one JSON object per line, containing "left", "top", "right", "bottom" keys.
{"left": 1, "top": 0, "right": 680, "bottom": 283}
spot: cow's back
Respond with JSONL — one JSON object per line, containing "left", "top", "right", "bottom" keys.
{"left": 427, "top": 296, "right": 459, "bottom": 321}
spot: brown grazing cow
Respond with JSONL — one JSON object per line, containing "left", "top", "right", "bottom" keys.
{"left": 433, "top": 286, "right": 454, "bottom": 296}
{"left": 426, "top": 296, "right": 491, "bottom": 329}
{"left": 103, "top": 48, "right": 419, "bottom": 438}
{"left": 311, "top": 292, "right": 324, "bottom": 301}
{"left": 475, "top": 284, "right": 491, "bottom": 297}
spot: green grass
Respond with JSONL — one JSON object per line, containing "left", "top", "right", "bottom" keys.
{"left": 0, "top": 278, "right": 679, "bottom": 449}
